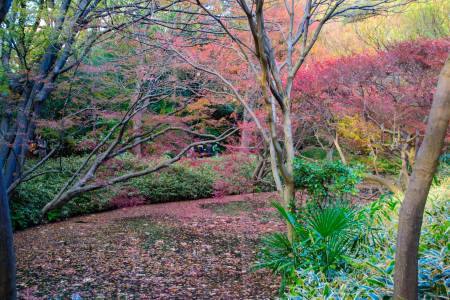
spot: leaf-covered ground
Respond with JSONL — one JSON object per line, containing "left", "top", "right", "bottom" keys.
{"left": 15, "top": 193, "right": 284, "bottom": 299}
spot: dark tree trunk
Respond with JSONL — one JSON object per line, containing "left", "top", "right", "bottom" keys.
{"left": 0, "top": 2, "right": 17, "bottom": 298}
{"left": 0, "top": 172, "right": 16, "bottom": 300}
{"left": 393, "top": 56, "right": 450, "bottom": 299}
{"left": 0, "top": 0, "right": 12, "bottom": 23}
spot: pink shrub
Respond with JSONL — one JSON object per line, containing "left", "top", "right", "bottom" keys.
{"left": 109, "top": 188, "right": 145, "bottom": 208}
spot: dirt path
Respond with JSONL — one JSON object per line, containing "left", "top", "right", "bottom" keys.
{"left": 15, "top": 193, "right": 283, "bottom": 299}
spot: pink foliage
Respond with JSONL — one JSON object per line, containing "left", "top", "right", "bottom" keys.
{"left": 75, "top": 139, "right": 98, "bottom": 153}
{"left": 211, "top": 153, "right": 255, "bottom": 198}
{"left": 292, "top": 38, "right": 449, "bottom": 136}
{"left": 109, "top": 188, "right": 146, "bottom": 208}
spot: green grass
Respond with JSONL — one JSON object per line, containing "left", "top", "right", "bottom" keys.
{"left": 202, "top": 200, "right": 268, "bottom": 216}
{"left": 121, "top": 218, "right": 177, "bottom": 250}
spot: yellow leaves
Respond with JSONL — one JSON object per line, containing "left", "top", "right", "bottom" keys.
{"left": 186, "top": 98, "right": 211, "bottom": 113}
{"left": 337, "top": 115, "right": 381, "bottom": 152}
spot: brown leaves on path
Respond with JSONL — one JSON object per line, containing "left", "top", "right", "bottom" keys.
{"left": 15, "top": 193, "right": 283, "bottom": 299}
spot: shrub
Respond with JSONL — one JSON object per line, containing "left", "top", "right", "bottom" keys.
{"left": 282, "top": 179, "right": 449, "bottom": 299}
{"left": 11, "top": 156, "right": 114, "bottom": 230}
{"left": 11, "top": 155, "right": 218, "bottom": 229}
{"left": 255, "top": 200, "right": 377, "bottom": 292}
{"left": 10, "top": 153, "right": 270, "bottom": 230}
{"left": 293, "top": 158, "right": 363, "bottom": 202}
{"left": 128, "top": 164, "right": 215, "bottom": 203}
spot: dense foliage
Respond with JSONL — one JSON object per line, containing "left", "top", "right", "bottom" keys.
{"left": 293, "top": 39, "right": 449, "bottom": 176}
{"left": 293, "top": 159, "right": 363, "bottom": 201}
{"left": 11, "top": 157, "right": 113, "bottom": 229}
{"left": 257, "top": 162, "right": 450, "bottom": 299}
{"left": 287, "top": 182, "right": 449, "bottom": 299}
{"left": 11, "top": 154, "right": 269, "bottom": 229}
{"left": 0, "top": 1, "right": 448, "bottom": 299}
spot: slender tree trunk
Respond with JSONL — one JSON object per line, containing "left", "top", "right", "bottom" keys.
{"left": 282, "top": 180, "right": 296, "bottom": 241}
{"left": 326, "top": 147, "right": 333, "bottom": 160}
{"left": 282, "top": 108, "right": 296, "bottom": 241}
{"left": 252, "top": 150, "right": 268, "bottom": 182}
{"left": 0, "top": 172, "right": 16, "bottom": 300}
{"left": 241, "top": 92, "right": 255, "bottom": 150}
{"left": 393, "top": 56, "right": 450, "bottom": 300}
{"left": 333, "top": 134, "right": 347, "bottom": 165}
{"left": 399, "top": 143, "right": 410, "bottom": 190}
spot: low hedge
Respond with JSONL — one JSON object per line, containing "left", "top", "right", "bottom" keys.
{"left": 11, "top": 156, "right": 114, "bottom": 230}
{"left": 10, "top": 154, "right": 266, "bottom": 230}
{"left": 128, "top": 164, "right": 215, "bottom": 203}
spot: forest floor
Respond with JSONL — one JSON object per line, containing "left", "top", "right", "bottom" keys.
{"left": 14, "top": 192, "right": 285, "bottom": 299}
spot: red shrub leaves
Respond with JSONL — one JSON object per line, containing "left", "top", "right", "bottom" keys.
{"left": 292, "top": 38, "right": 449, "bottom": 150}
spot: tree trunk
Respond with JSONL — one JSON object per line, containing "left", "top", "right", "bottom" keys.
{"left": 0, "top": 0, "right": 12, "bottom": 23}
{"left": 393, "top": 56, "right": 450, "bottom": 300}
{"left": 282, "top": 108, "right": 296, "bottom": 242}
{"left": 282, "top": 180, "right": 296, "bottom": 241}
{"left": 326, "top": 147, "right": 333, "bottom": 161}
{"left": 398, "top": 143, "right": 410, "bottom": 190}
{"left": 0, "top": 172, "right": 16, "bottom": 300}
{"left": 333, "top": 134, "right": 347, "bottom": 165}
{"left": 363, "top": 173, "right": 402, "bottom": 195}
{"left": 240, "top": 93, "right": 255, "bottom": 150}
{"left": 0, "top": 3, "right": 17, "bottom": 298}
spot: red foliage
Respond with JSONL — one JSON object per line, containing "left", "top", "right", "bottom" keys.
{"left": 292, "top": 38, "right": 449, "bottom": 137}
{"left": 210, "top": 153, "right": 255, "bottom": 198}
{"left": 109, "top": 188, "right": 145, "bottom": 209}
{"left": 75, "top": 139, "right": 98, "bottom": 153}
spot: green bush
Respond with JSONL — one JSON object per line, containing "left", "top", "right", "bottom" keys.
{"left": 128, "top": 164, "right": 215, "bottom": 203}
{"left": 11, "top": 156, "right": 114, "bottom": 230}
{"left": 255, "top": 159, "right": 368, "bottom": 292}
{"left": 11, "top": 156, "right": 216, "bottom": 229}
{"left": 293, "top": 158, "right": 363, "bottom": 201}
{"left": 255, "top": 200, "right": 378, "bottom": 292}
{"left": 257, "top": 157, "right": 437, "bottom": 297}
{"left": 10, "top": 154, "right": 269, "bottom": 230}
{"left": 279, "top": 179, "right": 449, "bottom": 299}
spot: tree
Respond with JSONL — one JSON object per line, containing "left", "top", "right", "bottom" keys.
{"left": 0, "top": 170, "right": 15, "bottom": 300}
{"left": 41, "top": 38, "right": 238, "bottom": 213}
{"left": 0, "top": 0, "right": 175, "bottom": 193}
{"left": 292, "top": 38, "right": 449, "bottom": 193}
{"left": 393, "top": 55, "right": 449, "bottom": 299}
{"left": 0, "top": 2, "right": 173, "bottom": 298}
{"left": 0, "top": 1, "right": 16, "bottom": 299}
{"left": 176, "top": 0, "right": 405, "bottom": 240}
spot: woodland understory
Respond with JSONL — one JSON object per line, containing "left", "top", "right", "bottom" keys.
{"left": 0, "top": 0, "right": 449, "bottom": 299}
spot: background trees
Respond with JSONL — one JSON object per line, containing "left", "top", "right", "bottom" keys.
{"left": 37, "top": 17, "right": 240, "bottom": 212}
{"left": 175, "top": 0, "right": 410, "bottom": 240}
{"left": 394, "top": 54, "right": 450, "bottom": 300}
{"left": 0, "top": 0, "right": 448, "bottom": 299}
{"left": 0, "top": 0, "right": 174, "bottom": 194}
{"left": 292, "top": 38, "right": 449, "bottom": 191}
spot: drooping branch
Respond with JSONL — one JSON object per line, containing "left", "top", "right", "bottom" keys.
{"left": 41, "top": 127, "right": 238, "bottom": 214}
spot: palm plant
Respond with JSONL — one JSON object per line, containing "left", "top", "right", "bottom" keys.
{"left": 255, "top": 199, "right": 367, "bottom": 291}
